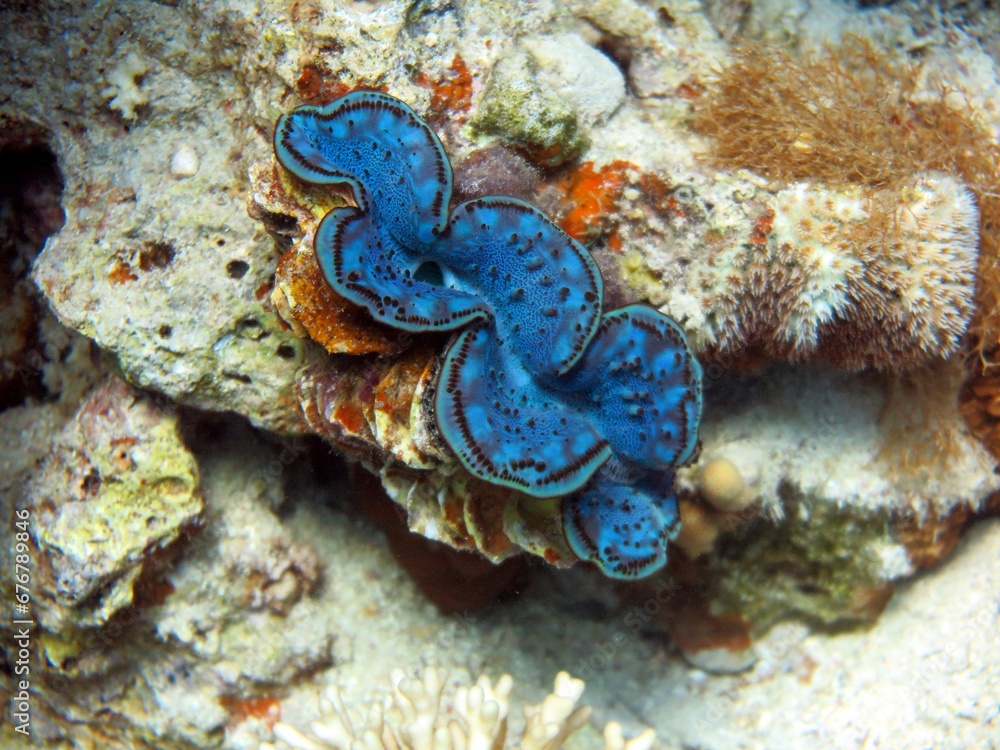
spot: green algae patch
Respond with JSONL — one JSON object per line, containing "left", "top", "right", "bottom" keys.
{"left": 26, "top": 377, "right": 202, "bottom": 631}
{"left": 707, "top": 484, "right": 898, "bottom": 630}
{"left": 470, "top": 50, "right": 588, "bottom": 167}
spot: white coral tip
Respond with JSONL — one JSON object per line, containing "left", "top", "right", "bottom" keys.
{"left": 604, "top": 722, "right": 656, "bottom": 750}
{"left": 551, "top": 672, "right": 585, "bottom": 703}
{"left": 273, "top": 722, "right": 332, "bottom": 750}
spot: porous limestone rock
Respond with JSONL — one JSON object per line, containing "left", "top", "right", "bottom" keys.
{"left": 673, "top": 362, "right": 999, "bottom": 629}
{"left": 1, "top": 399, "right": 340, "bottom": 748}
{"left": 14, "top": 2, "right": 314, "bottom": 435}
{"left": 23, "top": 376, "right": 202, "bottom": 633}
{"left": 523, "top": 33, "right": 626, "bottom": 128}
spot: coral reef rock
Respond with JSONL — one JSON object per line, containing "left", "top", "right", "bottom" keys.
{"left": 671, "top": 363, "right": 999, "bottom": 630}
{"left": 3, "top": 0, "right": 1000, "bottom": 746}
{"left": 15, "top": 3, "right": 315, "bottom": 435}
{"left": 471, "top": 48, "right": 590, "bottom": 168}
{"left": 19, "top": 376, "right": 202, "bottom": 634}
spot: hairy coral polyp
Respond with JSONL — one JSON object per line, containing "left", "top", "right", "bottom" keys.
{"left": 274, "top": 91, "right": 703, "bottom": 579}
{"left": 691, "top": 41, "right": 989, "bottom": 372}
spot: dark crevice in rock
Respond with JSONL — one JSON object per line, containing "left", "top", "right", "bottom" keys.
{"left": 0, "top": 124, "right": 66, "bottom": 411}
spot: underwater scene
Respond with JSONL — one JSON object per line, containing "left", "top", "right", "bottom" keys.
{"left": 1, "top": 0, "right": 999, "bottom": 747}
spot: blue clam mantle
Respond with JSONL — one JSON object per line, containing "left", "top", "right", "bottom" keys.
{"left": 275, "top": 91, "right": 703, "bottom": 579}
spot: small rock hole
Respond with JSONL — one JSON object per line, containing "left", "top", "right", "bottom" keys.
{"left": 236, "top": 317, "right": 266, "bottom": 340}
{"left": 138, "top": 241, "right": 175, "bottom": 271}
{"left": 226, "top": 259, "right": 249, "bottom": 279}
{"left": 82, "top": 470, "right": 102, "bottom": 495}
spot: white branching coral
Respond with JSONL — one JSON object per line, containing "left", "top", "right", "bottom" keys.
{"left": 678, "top": 172, "right": 978, "bottom": 371}
{"left": 267, "top": 669, "right": 655, "bottom": 750}
{"left": 100, "top": 52, "right": 149, "bottom": 121}
{"left": 519, "top": 671, "right": 590, "bottom": 750}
